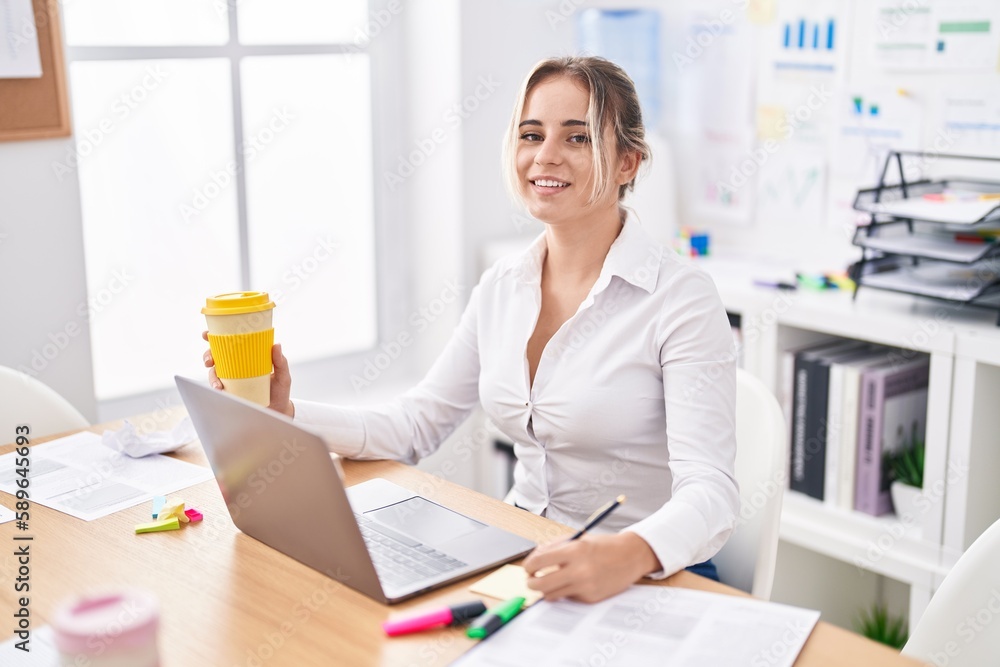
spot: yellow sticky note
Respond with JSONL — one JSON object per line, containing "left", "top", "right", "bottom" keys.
{"left": 468, "top": 565, "right": 543, "bottom": 605}
{"left": 159, "top": 499, "right": 188, "bottom": 522}
{"left": 135, "top": 517, "right": 180, "bottom": 534}
{"left": 747, "top": 0, "right": 776, "bottom": 24}
{"left": 756, "top": 105, "right": 787, "bottom": 141}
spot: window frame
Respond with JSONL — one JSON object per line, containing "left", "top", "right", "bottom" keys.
{"left": 64, "top": 1, "right": 411, "bottom": 419}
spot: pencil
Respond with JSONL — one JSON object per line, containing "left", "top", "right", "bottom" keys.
{"left": 569, "top": 495, "right": 626, "bottom": 540}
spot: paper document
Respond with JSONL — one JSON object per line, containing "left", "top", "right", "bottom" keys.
{"left": 858, "top": 234, "right": 996, "bottom": 262}
{"left": 0, "top": 431, "right": 213, "bottom": 522}
{"left": 863, "top": 198, "right": 999, "bottom": 225}
{"left": 861, "top": 261, "right": 1000, "bottom": 301}
{"left": 0, "top": 0, "right": 43, "bottom": 78}
{"left": 941, "top": 90, "right": 1000, "bottom": 157}
{"left": 865, "top": 0, "right": 1000, "bottom": 71}
{"left": 0, "top": 625, "right": 58, "bottom": 664}
{"left": 0, "top": 503, "right": 13, "bottom": 524}
{"left": 453, "top": 585, "right": 820, "bottom": 667}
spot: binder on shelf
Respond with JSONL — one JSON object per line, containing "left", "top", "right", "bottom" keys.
{"left": 834, "top": 351, "right": 896, "bottom": 512}
{"left": 789, "top": 340, "right": 867, "bottom": 500}
{"left": 854, "top": 356, "right": 930, "bottom": 517}
{"left": 824, "top": 347, "right": 887, "bottom": 509}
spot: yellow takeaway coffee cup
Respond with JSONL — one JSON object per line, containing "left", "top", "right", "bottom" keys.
{"left": 202, "top": 292, "right": 276, "bottom": 406}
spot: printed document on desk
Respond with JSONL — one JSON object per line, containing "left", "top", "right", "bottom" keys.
{"left": 0, "top": 431, "right": 213, "bottom": 521}
{"left": 0, "top": 625, "right": 58, "bottom": 664}
{"left": 453, "top": 585, "right": 820, "bottom": 667}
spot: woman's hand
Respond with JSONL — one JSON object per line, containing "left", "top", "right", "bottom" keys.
{"left": 523, "top": 532, "right": 660, "bottom": 603}
{"left": 201, "top": 331, "right": 295, "bottom": 418}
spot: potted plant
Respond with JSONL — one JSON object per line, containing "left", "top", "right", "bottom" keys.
{"left": 854, "top": 603, "right": 908, "bottom": 649}
{"left": 890, "top": 435, "right": 924, "bottom": 519}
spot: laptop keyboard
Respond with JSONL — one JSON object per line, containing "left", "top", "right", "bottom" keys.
{"left": 355, "top": 514, "right": 467, "bottom": 590}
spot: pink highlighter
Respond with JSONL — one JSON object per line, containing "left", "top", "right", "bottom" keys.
{"left": 383, "top": 601, "right": 488, "bottom": 637}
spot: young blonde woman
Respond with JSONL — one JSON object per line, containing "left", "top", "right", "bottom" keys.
{"left": 205, "top": 56, "right": 738, "bottom": 604}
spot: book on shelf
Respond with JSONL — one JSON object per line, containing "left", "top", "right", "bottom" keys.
{"left": 854, "top": 356, "right": 930, "bottom": 516}
{"left": 834, "top": 352, "right": 896, "bottom": 512}
{"left": 781, "top": 338, "right": 844, "bottom": 461}
{"left": 823, "top": 347, "right": 888, "bottom": 508}
{"left": 789, "top": 340, "right": 868, "bottom": 500}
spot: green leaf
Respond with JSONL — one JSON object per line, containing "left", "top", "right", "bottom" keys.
{"left": 889, "top": 437, "right": 925, "bottom": 488}
{"left": 854, "top": 604, "right": 908, "bottom": 649}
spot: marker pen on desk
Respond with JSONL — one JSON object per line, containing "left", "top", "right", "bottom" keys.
{"left": 752, "top": 279, "right": 797, "bottom": 291}
{"left": 382, "top": 601, "right": 487, "bottom": 637}
{"left": 466, "top": 597, "right": 525, "bottom": 640}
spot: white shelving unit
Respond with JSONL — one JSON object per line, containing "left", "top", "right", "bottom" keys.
{"left": 699, "top": 255, "right": 1000, "bottom": 627}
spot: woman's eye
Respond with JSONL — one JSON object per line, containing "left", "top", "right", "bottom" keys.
{"left": 569, "top": 134, "right": 591, "bottom": 144}
{"left": 520, "top": 132, "right": 542, "bottom": 142}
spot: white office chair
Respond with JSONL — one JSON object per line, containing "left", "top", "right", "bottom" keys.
{"left": 902, "top": 517, "right": 1000, "bottom": 666}
{"left": 713, "top": 368, "right": 787, "bottom": 600}
{"left": 0, "top": 366, "right": 89, "bottom": 441}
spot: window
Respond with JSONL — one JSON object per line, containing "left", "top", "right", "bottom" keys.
{"left": 63, "top": 1, "right": 378, "bottom": 400}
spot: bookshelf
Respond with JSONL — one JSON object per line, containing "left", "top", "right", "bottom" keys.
{"left": 700, "top": 254, "right": 1000, "bottom": 628}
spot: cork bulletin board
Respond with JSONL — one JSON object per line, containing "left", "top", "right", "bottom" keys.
{"left": 0, "top": 0, "right": 71, "bottom": 142}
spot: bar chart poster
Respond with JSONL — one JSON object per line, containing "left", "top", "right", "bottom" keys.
{"left": 770, "top": 0, "right": 849, "bottom": 74}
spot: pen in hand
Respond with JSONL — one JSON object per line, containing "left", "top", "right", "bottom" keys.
{"left": 528, "top": 495, "right": 627, "bottom": 581}
{"left": 569, "top": 494, "right": 626, "bottom": 540}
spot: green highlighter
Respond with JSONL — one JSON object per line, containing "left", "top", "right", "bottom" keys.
{"left": 466, "top": 596, "right": 525, "bottom": 640}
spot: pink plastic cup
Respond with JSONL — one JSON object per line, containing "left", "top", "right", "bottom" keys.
{"left": 51, "top": 589, "right": 160, "bottom": 667}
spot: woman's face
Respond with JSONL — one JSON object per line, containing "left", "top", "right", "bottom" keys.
{"left": 515, "top": 75, "right": 624, "bottom": 226}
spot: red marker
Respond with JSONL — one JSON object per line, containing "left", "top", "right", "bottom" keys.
{"left": 382, "top": 601, "right": 487, "bottom": 637}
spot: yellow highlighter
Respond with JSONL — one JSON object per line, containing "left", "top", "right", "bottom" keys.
{"left": 135, "top": 517, "right": 180, "bottom": 534}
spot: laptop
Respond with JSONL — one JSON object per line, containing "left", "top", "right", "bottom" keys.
{"left": 175, "top": 376, "right": 535, "bottom": 604}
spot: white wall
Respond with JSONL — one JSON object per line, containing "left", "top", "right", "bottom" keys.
{"left": 0, "top": 135, "right": 98, "bottom": 423}
{"left": 457, "top": 0, "right": 575, "bottom": 286}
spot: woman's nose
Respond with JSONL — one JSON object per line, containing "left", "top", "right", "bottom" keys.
{"left": 534, "top": 137, "right": 562, "bottom": 165}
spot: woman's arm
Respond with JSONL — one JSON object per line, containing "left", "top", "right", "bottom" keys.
{"left": 622, "top": 266, "right": 740, "bottom": 578}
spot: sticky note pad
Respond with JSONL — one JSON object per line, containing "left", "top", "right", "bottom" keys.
{"left": 135, "top": 517, "right": 180, "bottom": 534}
{"left": 468, "top": 565, "right": 543, "bottom": 605}
{"left": 159, "top": 499, "right": 188, "bottom": 522}
{"left": 151, "top": 496, "right": 166, "bottom": 519}
{"left": 184, "top": 508, "right": 203, "bottom": 523}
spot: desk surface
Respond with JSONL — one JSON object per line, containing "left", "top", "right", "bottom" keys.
{"left": 0, "top": 413, "right": 924, "bottom": 666}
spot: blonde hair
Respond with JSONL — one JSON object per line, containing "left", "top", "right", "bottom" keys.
{"left": 502, "top": 56, "right": 651, "bottom": 208}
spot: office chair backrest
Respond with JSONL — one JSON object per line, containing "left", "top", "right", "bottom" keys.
{"left": 0, "top": 366, "right": 89, "bottom": 442}
{"left": 903, "top": 517, "right": 1000, "bottom": 666}
{"left": 713, "top": 368, "right": 787, "bottom": 599}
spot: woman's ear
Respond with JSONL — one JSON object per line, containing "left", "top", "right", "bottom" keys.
{"left": 616, "top": 150, "right": 642, "bottom": 185}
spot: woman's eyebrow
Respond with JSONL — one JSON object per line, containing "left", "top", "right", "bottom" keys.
{"left": 518, "top": 119, "right": 588, "bottom": 128}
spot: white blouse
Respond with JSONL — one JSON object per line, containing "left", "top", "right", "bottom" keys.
{"left": 294, "top": 216, "right": 739, "bottom": 578}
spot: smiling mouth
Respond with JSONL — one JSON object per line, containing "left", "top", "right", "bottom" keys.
{"left": 531, "top": 179, "right": 570, "bottom": 188}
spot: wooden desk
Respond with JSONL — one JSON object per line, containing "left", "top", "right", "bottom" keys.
{"left": 0, "top": 413, "right": 925, "bottom": 666}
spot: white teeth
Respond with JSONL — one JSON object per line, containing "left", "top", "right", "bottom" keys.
{"left": 534, "top": 179, "right": 568, "bottom": 187}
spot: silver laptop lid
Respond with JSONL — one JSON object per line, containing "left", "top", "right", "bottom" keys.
{"left": 175, "top": 376, "right": 388, "bottom": 603}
